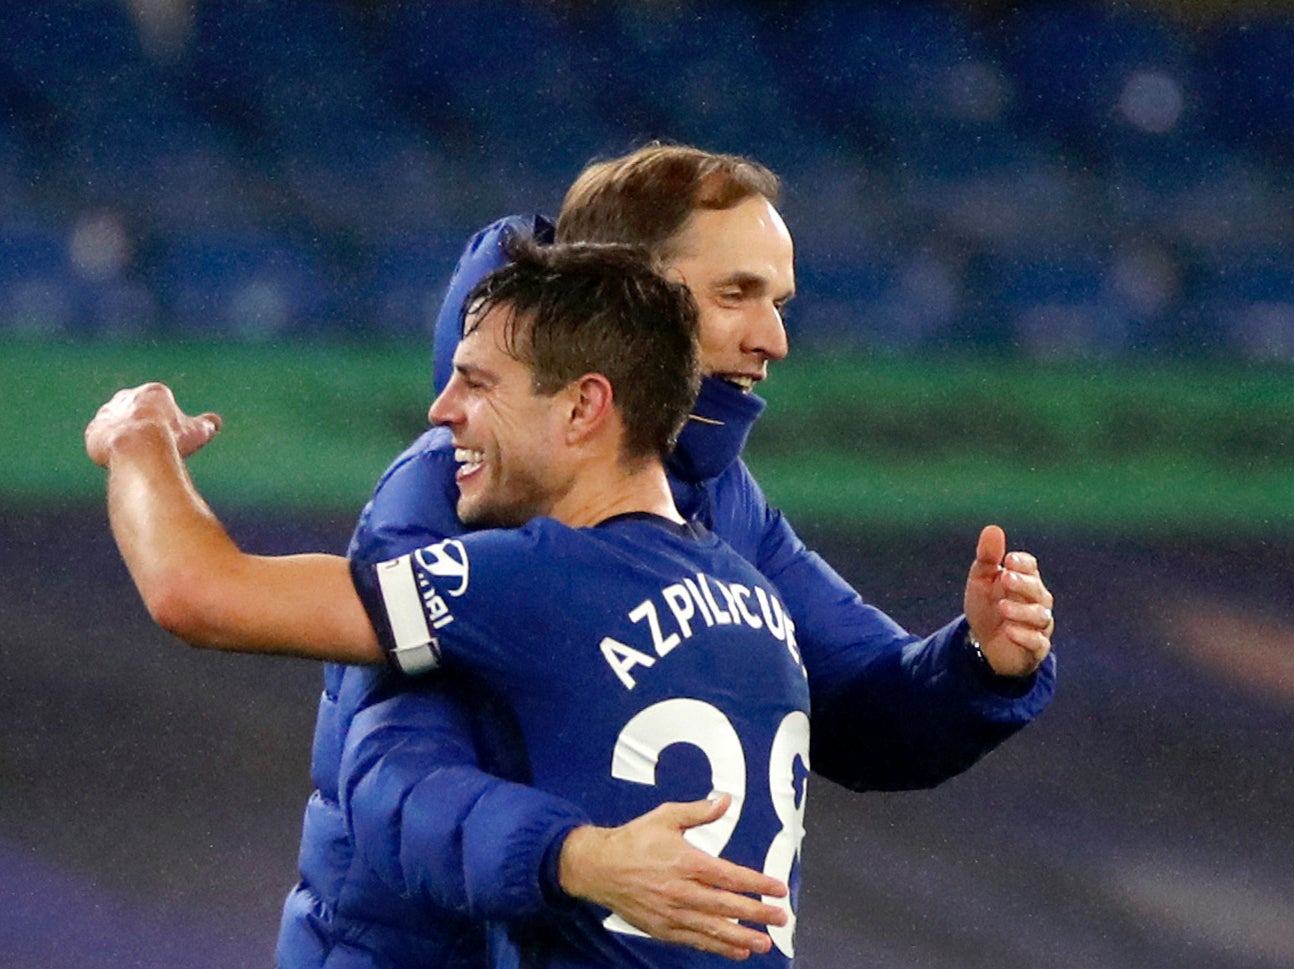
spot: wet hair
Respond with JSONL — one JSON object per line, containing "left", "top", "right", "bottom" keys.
{"left": 465, "top": 240, "right": 701, "bottom": 461}
{"left": 555, "top": 143, "right": 781, "bottom": 263}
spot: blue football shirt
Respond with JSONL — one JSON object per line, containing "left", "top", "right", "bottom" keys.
{"left": 360, "top": 513, "right": 812, "bottom": 969}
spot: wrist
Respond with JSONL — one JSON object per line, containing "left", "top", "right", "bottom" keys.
{"left": 966, "top": 627, "right": 995, "bottom": 676}
{"left": 965, "top": 625, "right": 1036, "bottom": 698}
{"left": 103, "top": 419, "right": 177, "bottom": 465}
{"left": 556, "top": 824, "right": 606, "bottom": 902}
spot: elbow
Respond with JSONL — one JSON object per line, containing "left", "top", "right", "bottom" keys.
{"left": 142, "top": 573, "right": 220, "bottom": 648}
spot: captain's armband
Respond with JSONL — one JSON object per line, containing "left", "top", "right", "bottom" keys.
{"left": 374, "top": 554, "right": 445, "bottom": 675}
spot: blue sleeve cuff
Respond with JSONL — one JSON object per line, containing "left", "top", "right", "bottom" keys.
{"left": 538, "top": 823, "right": 587, "bottom": 910}
{"left": 939, "top": 616, "right": 1057, "bottom": 722}
{"left": 459, "top": 786, "right": 590, "bottom": 920}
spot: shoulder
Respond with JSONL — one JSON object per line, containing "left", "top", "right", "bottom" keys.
{"left": 595, "top": 516, "right": 766, "bottom": 584}
{"left": 715, "top": 457, "right": 766, "bottom": 501}
{"left": 693, "top": 458, "right": 769, "bottom": 523}
{"left": 461, "top": 516, "right": 577, "bottom": 558}
{"left": 697, "top": 458, "right": 783, "bottom": 563}
{"left": 375, "top": 426, "right": 459, "bottom": 488}
{"left": 696, "top": 525, "right": 779, "bottom": 587}
{"left": 349, "top": 426, "right": 463, "bottom": 560}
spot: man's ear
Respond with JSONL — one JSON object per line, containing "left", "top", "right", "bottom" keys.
{"left": 660, "top": 263, "right": 687, "bottom": 286}
{"left": 563, "top": 373, "right": 615, "bottom": 445}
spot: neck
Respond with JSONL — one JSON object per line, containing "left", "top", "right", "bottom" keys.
{"left": 547, "top": 457, "right": 683, "bottom": 529}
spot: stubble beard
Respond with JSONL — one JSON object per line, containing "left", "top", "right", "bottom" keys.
{"left": 456, "top": 474, "right": 551, "bottom": 530}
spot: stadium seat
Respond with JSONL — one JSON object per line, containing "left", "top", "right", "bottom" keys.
{"left": 791, "top": 252, "right": 898, "bottom": 349}
{"left": 0, "top": 109, "right": 35, "bottom": 206}
{"left": 362, "top": 229, "right": 479, "bottom": 339}
{"left": 154, "top": 232, "right": 340, "bottom": 339}
{"left": 581, "top": 1, "right": 799, "bottom": 156}
{"left": 1199, "top": 14, "right": 1294, "bottom": 158}
{"left": 0, "top": 1, "right": 148, "bottom": 110}
{"left": 773, "top": 2, "right": 981, "bottom": 151}
{"left": 0, "top": 220, "right": 82, "bottom": 335}
{"left": 0, "top": 0, "right": 1285, "bottom": 358}
{"left": 1200, "top": 249, "right": 1294, "bottom": 360}
{"left": 995, "top": 2, "right": 1189, "bottom": 156}
{"left": 983, "top": 250, "right": 1132, "bottom": 357}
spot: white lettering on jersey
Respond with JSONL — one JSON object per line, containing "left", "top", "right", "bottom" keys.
{"left": 414, "top": 539, "right": 470, "bottom": 596}
{"left": 754, "top": 587, "right": 801, "bottom": 666}
{"left": 728, "top": 583, "right": 762, "bottom": 630}
{"left": 603, "top": 700, "right": 810, "bottom": 957}
{"left": 710, "top": 578, "right": 744, "bottom": 625}
{"left": 421, "top": 584, "right": 455, "bottom": 631}
{"left": 683, "top": 577, "right": 715, "bottom": 627}
{"left": 756, "top": 587, "right": 785, "bottom": 640}
{"left": 374, "top": 542, "right": 472, "bottom": 674}
{"left": 375, "top": 554, "right": 443, "bottom": 675}
{"left": 600, "top": 638, "right": 657, "bottom": 689}
{"left": 660, "top": 584, "right": 696, "bottom": 639}
{"left": 629, "top": 599, "right": 680, "bottom": 657}
{"left": 698, "top": 574, "right": 731, "bottom": 624}
{"left": 599, "top": 572, "right": 803, "bottom": 689}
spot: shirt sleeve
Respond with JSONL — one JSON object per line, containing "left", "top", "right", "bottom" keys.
{"left": 359, "top": 521, "right": 568, "bottom": 680}
{"left": 342, "top": 441, "right": 588, "bottom": 917}
{"left": 717, "top": 460, "right": 1056, "bottom": 792}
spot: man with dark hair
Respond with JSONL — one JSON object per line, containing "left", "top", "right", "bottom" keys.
{"left": 463, "top": 241, "right": 697, "bottom": 470}
{"left": 87, "top": 144, "right": 1057, "bottom": 969}
{"left": 357, "top": 242, "right": 811, "bottom": 969}
{"left": 88, "top": 242, "right": 809, "bottom": 968}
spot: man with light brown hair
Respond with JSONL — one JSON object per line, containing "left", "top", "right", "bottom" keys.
{"left": 89, "top": 143, "right": 1055, "bottom": 969}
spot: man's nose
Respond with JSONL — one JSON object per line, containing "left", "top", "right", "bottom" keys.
{"left": 750, "top": 302, "right": 789, "bottom": 361}
{"left": 427, "top": 390, "right": 454, "bottom": 426}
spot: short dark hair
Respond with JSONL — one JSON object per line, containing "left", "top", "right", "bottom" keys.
{"left": 465, "top": 241, "right": 701, "bottom": 462}
{"left": 555, "top": 143, "right": 781, "bottom": 264}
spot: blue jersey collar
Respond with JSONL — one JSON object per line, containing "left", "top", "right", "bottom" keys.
{"left": 667, "top": 376, "right": 767, "bottom": 483}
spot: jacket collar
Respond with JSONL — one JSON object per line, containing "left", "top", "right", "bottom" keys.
{"left": 667, "top": 376, "right": 766, "bottom": 483}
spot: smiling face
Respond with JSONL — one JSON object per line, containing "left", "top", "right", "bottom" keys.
{"left": 660, "top": 194, "right": 795, "bottom": 391}
{"left": 427, "top": 303, "right": 570, "bottom": 528}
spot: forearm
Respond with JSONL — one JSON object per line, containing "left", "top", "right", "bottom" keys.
{"left": 554, "top": 801, "right": 788, "bottom": 960}
{"left": 104, "top": 428, "right": 381, "bottom": 661}
{"left": 106, "top": 424, "right": 233, "bottom": 628}
{"left": 809, "top": 616, "right": 1055, "bottom": 790}
{"left": 343, "top": 690, "right": 588, "bottom": 919}
{"left": 756, "top": 512, "right": 1052, "bottom": 790}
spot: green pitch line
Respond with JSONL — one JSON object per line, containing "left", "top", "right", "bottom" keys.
{"left": 6, "top": 338, "right": 1293, "bottom": 536}
{"left": 7, "top": 338, "right": 433, "bottom": 511}
{"left": 747, "top": 354, "right": 1294, "bottom": 536}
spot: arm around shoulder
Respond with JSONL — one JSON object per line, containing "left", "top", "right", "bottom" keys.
{"left": 340, "top": 683, "right": 590, "bottom": 919}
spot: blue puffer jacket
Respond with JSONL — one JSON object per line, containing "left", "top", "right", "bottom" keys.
{"left": 276, "top": 217, "right": 1056, "bottom": 969}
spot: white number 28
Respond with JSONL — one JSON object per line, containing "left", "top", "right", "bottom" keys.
{"left": 603, "top": 698, "right": 810, "bottom": 957}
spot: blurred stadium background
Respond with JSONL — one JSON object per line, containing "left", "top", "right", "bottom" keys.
{"left": 3, "top": 1, "right": 1294, "bottom": 967}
